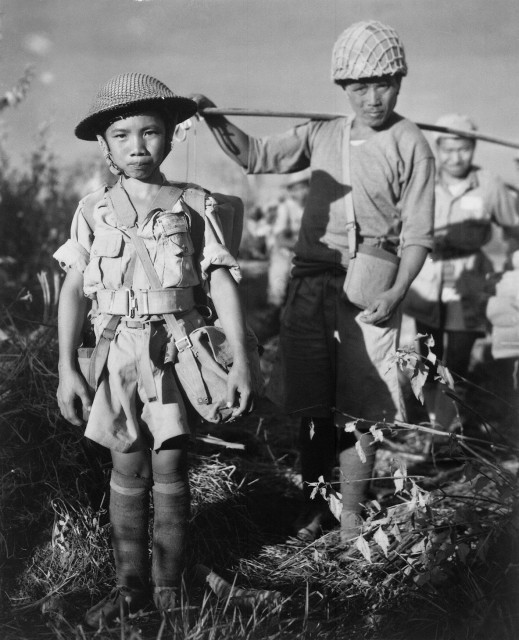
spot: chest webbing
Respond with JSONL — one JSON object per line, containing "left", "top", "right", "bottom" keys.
{"left": 84, "top": 182, "right": 207, "bottom": 397}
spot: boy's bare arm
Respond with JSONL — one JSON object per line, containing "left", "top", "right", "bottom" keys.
{"left": 190, "top": 94, "right": 250, "bottom": 169}
{"left": 360, "top": 245, "right": 428, "bottom": 325}
{"left": 57, "top": 269, "right": 92, "bottom": 426}
{"left": 209, "top": 267, "right": 252, "bottom": 418}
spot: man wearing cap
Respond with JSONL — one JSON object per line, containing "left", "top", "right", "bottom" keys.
{"left": 404, "top": 114, "right": 519, "bottom": 431}
{"left": 192, "top": 20, "right": 435, "bottom": 543}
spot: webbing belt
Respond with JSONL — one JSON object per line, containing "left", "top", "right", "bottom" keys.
{"left": 96, "top": 287, "right": 194, "bottom": 317}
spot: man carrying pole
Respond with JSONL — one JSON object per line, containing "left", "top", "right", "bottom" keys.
{"left": 191, "top": 20, "right": 435, "bottom": 543}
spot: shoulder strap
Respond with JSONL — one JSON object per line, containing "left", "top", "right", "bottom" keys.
{"left": 182, "top": 186, "right": 207, "bottom": 257}
{"left": 107, "top": 180, "right": 184, "bottom": 228}
{"left": 81, "top": 186, "right": 107, "bottom": 232}
{"left": 341, "top": 118, "right": 357, "bottom": 258}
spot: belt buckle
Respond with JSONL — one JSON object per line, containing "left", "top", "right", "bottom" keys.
{"left": 175, "top": 335, "right": 192, "bottom": 352}
{"left": 127, "top": 289, "right": 137, "bottom": 318}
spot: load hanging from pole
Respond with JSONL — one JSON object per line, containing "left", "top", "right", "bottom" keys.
{"left": 198, "top": 107, "right": 519, "bottom": 150}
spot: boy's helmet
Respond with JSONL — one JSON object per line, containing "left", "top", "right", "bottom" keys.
{"left": 331, "top": 21, "right": 407, "bottom": 83}
{"left": 75, "top": 73, "right": 197, "bottom": 140}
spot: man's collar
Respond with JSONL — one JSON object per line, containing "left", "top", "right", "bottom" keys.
{"left": 437, "top": 166, "right": 479, "bottom": 193}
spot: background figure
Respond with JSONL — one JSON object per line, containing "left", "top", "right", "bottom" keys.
{"left": 264, "top": 171, "right": 310, "bottom": 333}
{"left": 404, "top": 113, "right": 519, "bottom": 431}
{"left": 241, "top": 205, "right": 270, "bottom": 260}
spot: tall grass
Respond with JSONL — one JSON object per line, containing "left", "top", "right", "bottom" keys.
{"left": 1, "top": 316, "right": 518, "bottom": 639}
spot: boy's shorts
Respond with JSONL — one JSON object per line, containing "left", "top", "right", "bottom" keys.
{"left": 85, "top": 311, "right": 204, "bottom": 453}
{"left": 267, "top": 272, "right": 406, "bottom": 427}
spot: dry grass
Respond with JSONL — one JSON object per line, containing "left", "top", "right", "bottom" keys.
{"left": 1, "top": 318, "right": 519, "bottom": 640}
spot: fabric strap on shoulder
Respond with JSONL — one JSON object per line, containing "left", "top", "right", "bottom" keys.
{"left": 182, "top": 186, "right": 207, "bottom": 257}
{"left": 81, "top": 186, "right": 107, "bottom": 233}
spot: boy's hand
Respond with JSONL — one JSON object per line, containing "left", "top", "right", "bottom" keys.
{"left": 188, "top": 94, "right": 217, "bottom": 117}
{"left": 57, "top": 369, "right": 92, "bottom": 426}
{"left": 359, "top": 289, "right": 403, "bottom": 325}
{"left": 225, "top": 359, "right": 253, "bottom": 419}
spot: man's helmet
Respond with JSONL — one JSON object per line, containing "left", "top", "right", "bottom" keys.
{"left": 331, "top": 20, "right": 408, "bottom": 83}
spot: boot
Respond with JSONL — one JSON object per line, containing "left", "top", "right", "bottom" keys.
{"left": 85, "top": 586, "right": 152, "bottom": 629}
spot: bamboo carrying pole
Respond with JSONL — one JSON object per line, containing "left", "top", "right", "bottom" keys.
{"left": 200, "top": 107, "right": 519, "bottom": 150}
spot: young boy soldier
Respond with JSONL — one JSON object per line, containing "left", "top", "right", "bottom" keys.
{"left": 405, "top": 113, "right": 519, "bottom": 431}
{"left": 54, "top": 73, "right": 252, "bottom": 626}
{"left": 193, "top": 20, "right": 435, "bottom": 542}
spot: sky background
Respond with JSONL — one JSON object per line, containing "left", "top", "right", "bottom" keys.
{"left": 1, "top": 0, "right": 519, "bottom": 205}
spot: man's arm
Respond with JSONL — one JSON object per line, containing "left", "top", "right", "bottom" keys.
{"left": 360, "top": 245, "right": 428, "bottom": 325}
{"left": 190, "top": 94, "right": 250, "bottom": 168}
{"left": 56, "top": 268, "right": 92, "bottom": 426}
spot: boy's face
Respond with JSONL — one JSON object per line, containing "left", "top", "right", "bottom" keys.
{"left": 344, "top": 76, "right": 401, "bottom": 130}
{"left": 104, "top": 111, "right": 168, "bottom": 180}
{"left": 436, "top": 137, "right": 475, "bottom": 179}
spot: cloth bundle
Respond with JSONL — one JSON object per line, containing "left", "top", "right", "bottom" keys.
{"left": 486, "top": 253, "right": 519, "bottom": 359}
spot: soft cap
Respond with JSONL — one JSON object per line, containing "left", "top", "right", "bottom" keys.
{"left": 332, "top": 20, "right": 407, "bottom": 83}
{"left": 433, "top": 113, "right": 478, "bottom": 142}
{"left": 75, "top": 73, "right": 197, "bottom": 140}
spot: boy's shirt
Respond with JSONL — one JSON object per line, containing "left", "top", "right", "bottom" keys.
{"left": 54, "top": 181, "right": 241, "bottom": 299}
{"left": 247, "top": 114, "right": 435, "bottom": 270}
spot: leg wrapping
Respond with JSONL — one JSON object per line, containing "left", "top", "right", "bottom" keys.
{"left": 339, "top": 431, "right": 375, "bottom": 535}
{"left": 152, "top": 471, "right": 190, "bottom": 589}
{"left": 110, "top": 469, "right": 151, "bottom": 591}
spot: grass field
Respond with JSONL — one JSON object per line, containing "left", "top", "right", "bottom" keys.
{"left": 1, "top": 263, "right": 518, "bottom": 640}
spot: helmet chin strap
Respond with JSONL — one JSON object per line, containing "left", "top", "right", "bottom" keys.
{"left": 97, "top": 135, "right": 125, "bottom": 177}
{"left": 96, "top": 133, "right": 174, "bottom": 178}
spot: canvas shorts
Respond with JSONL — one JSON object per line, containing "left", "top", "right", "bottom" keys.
{"left": 267, "top": 272, "right": 406, "bottom": 427}
{"left": 85, "top": 309, "right": 205, "bottom": 453}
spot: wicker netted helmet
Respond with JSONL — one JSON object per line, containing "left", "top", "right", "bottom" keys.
{"left": 331, "top": 21, "right": 408, "bottom": 83}
{"left": 75, "top": 73, "right": 197, "bottom": 140}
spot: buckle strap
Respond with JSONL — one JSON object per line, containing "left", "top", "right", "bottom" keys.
{"left": 96, "top": 288, "right": 194, "bottom": 316}
{"left": 87, "top": 315, "right": 122, "bottom": 390}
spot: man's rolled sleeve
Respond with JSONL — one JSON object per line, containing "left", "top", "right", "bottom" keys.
{"left": 400, "top": 157, "right": 436, "bottom": 251}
